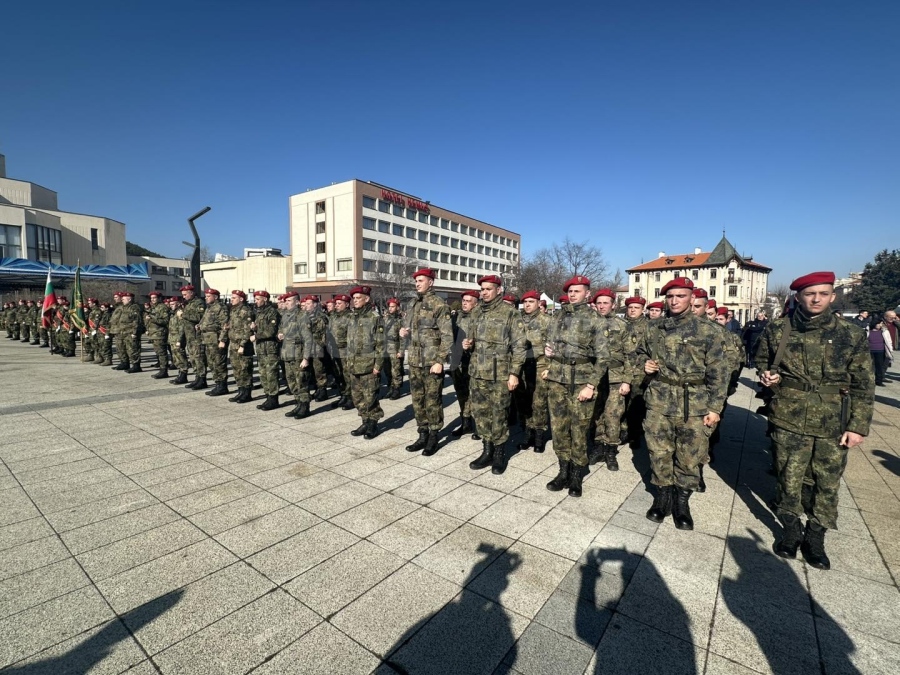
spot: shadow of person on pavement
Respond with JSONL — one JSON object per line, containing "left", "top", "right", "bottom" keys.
{"left": 722, "top": 532, "right": 860, "bottom": 674}
{"left": 871, "top": 449, "right": 900, "bottom": 478}
{"left": 575, "top": 547, "right": 696, "bottom": 674}
{"left": 4, "top": 589, "right": 184, "bottom": 674}
{"left": 381, "top": 544, "right": 522, "bottom": 674}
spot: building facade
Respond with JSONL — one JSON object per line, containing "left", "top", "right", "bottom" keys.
{"left": 200, "top": 254, "right": 293, "bottom": 297}
{"left": 626, "top": 236, "right": 771, "bottom": 323}
{"left": 289, "top": 180, "right": 520, "bottom": 299}
{"left": 127, "top": 255, "right": 192, "bottom": 296}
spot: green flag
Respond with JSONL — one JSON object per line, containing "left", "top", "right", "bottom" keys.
{"left": 71, "top": 264, "right": 87, "bottom": 333}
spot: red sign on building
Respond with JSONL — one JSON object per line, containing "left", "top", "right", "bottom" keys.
{"left": 381, "top": 189, "right": 430, "bottom": 214}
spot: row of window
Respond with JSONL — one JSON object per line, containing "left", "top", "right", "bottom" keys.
{"left": 361, "top": 239, "right": 511, "bottom": 271}
{"left": 360, "top": 259, "right": 480, "bottom": 283}
{"left": 651, "top": 285, "right": 739, "bottom": 298}
{"left": 636, "top": 268, "right": 740, "bottom": 283}
{"left": 360, "top": 218, "right": 518, "bottom": 261}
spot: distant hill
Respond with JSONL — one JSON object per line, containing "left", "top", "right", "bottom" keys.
{"left": 126, "top": 241, "right": 164, "bottom": 257}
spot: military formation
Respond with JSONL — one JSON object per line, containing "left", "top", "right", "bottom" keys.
{"left": 1, "top": 267, "right": 875, "bottom": 569}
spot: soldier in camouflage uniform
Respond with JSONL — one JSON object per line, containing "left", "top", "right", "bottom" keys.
{"left": 638, "top": 277, "right": 729, "bottom": 530}
{"left": 180, "top": 285, "right": 206, "bottom": 389}
{"left": 226, "top": 290, "right": 255, "bottom": 403}
{"left": 26, "top": 300, "right": 40, "bottom": 345}
{"left": 590, "top": 288, "right": 629, "bottom": 471}
{"left": 383, "top": 298, "right": 405, "bottom": 399}
{"left": 251, "top": 291, "right": 282, "bottom": 411}
{"left": 647, "top": 301, "right": 664, "bottom": 321}
{"left": 166, "top": 297, "right": 189, "bottom": 384}
{"left": 621, "top": 297, "right": 651, "bottom": 449}
{"left": 400, "top": 268, "right": 453, "bottom": 456}
{"left": 145, "top": 291, "right": 171, "bottom": 377}
{"left": 326, "top": 294, "right": 354, "bottom": 410}
{"left": 304, "top": 295, "right": 330, "bottom": 401}
{"left": 715, "top": 307, "right": 745, "bottom": 395}
{"left": 11, "top": 299, "right": 25, "bottom": 340}
{"left": 757, "top": 271, "right": 874, "bottom": 570}
{"left": 96, "top": 302, "right": 113, "bottom": 365}
{"left": 466, "top": 275, "right": 527, "bottom": 475}
{"left": 514, "top": 291, "right": 551, "bottom": 453}
{"left": 346, "top": 286, "right": 385, "bottom": 439}
{"left": 543, "top": 276, "right": 610, "bottom": 498}
{"left": 19, "top": 299, "right": 33, "bottom": 343}
{"left": 109, "top": 293, "right": 128, "bottom": 368}
{"left": 198, "top": 289, "right": 229, "bottom": 395}
{"left": 279, "top": 292, "right": 314, "bottom": 418}
{"left": 86, "top": 299, "right": 101, "bottom": 360}
{"left": 57, "top": 298, "right": 77, "bottom": 357}
{"left": 450, "top": 289, "right": 479, "bottom": 439}
{"left": 119, "top": 293, "right": 143, "bottom": 372}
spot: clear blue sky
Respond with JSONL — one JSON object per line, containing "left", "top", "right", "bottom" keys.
{"left": 2, "top": 1, "right": 897, "bottom": 286}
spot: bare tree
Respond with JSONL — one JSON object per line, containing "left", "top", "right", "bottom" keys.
{"left": 518, "top": 237, "right": 609, "bottom": 296}
{"left": 366, "top": 254, "right": 418, "bottom": 307}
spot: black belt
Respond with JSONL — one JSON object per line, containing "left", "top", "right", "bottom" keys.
{"left": 553, "top": 355, "right": 592, "bottom": 365}
{"left": 657, "top": 375, "right": 704, "bottom": 387}
{"left": 780, "top": 379, "right": 846, "bottom": 394}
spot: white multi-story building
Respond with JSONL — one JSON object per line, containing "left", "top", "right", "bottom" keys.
{"left": 289, "top": 180, "right": 520, "bottom": 298}
{"left": 126, "top": 255, "right": 192, "bottom": 295}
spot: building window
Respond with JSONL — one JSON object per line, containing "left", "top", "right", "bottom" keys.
{"left": 295, "top": 263, "right": 307, "bottom": 275}
{"left": 710, "top": 269, "right": 717, "bottom": 279}
{"left": 363, "top": 259, "right": 374, "bottom": 272}
{"left": 155, "top": 281, "right": 166, "bottom": 291}
{"left": 439, "top": 269, "right": 448, "bottom": 280}
{"left": 362, "top": 238, "right": 375, "bottom": 251}
{"left": 418, "top": 248, "right": 427, "bottom": 260}
{"left": 450, "top": 222, "right": 459, "bottom": 232}
{"left": 406, "top": 209, "right": 417, "bottom": 221}
{"left": 316, "top": 242, "right": 326, "bottom": 254}
{"left": 477, "top": 229, "right": 484, "bottom": 239}
{"left": 172, "top": 281, "right": 183, "bottom": 290}
{"left": 151, "top": 265, "right": 167, "bottom": 274}
{"left": 378, "top": 261, "right": 390, "bottom": 273}
{"left": 363, "top": 217, "right": 376, "bottom": 231}
{"left": 430, "top": 215, "right": 438, "bottom": 226}
{"left": 90, "top": 228, "right": 99, "bottom": 251}
{"left": 316, "top": 201, "right": 325, "bottom": 215}
{"left": 393, "top": 244, "right": 403, "bottom": 255}
{"left": 0, "top": 225, "right": 23, "bottom": 258}
{"left": 460, "top": 225, "right": 468, "bottom": 235}
{"left": 460, "top": 256, "right": 467, "bottom": 266}
{"left": 451, "top": 255, "right": 458, "bottom": 265}
{"left": 406, "top": 227, "right": 416, "bottom": 239}
{"left": 393, "top": 205, "right": 404, "bottom": 217}
{"left": 441, "top": 219, "right": 450, "bottom": 229}
{"left": 450, "top": 271, "right": 458, "bottom": 281}
{"left": 418, "top": 230, "right": 427, "bottom": 241}
{"left": 477, "top": 245, "right": 484, "bottom": 255}
{"left": 709, "top": 285, "right": 716, "bottom": 297}
{"left": 728, "top": 285, "right": 738, "bottom": 298}
{"left": 727, "top": 269, "right": 735, "bottom": 283}
{"left": 692, "top": 270, "right": 698, "bottom": 280}
{"left": 316, "top": 261, "right": 326, "bottom": 274}
{"left": 430, "top": 233, "right": 439, "bottom": 244}
{"left": 363, "top": 196, "right": 376, "bottom": 209}
{"left": 633, "top": 274, "right": 640, "bottom": 283}
{"left": 378, "top": 220, "right": 390, "bottom": 233}
{"left": 440, "top": 253, "right": 449, "bottom": 263}
{"left": 430, "top": 251, "right": 439, "bottom": 262}
{"left": 378, "top": 200, "right": 391, "bottom": 213}
{"left": 378, "top": 241, "right": 390, "bottom": 253}
{"left": 418, "top": 212, "right": 428, "bottom": 224}
{"left": 393, "top": 224, "right": 404, "bottom": 236}
{"left": 492, "top": 234, "right": 499, "bottom": 242}
{"left": 654, "top": 272, "right": 661, "bottom": 282}
{"left": 674, "top": 271, "right": 681, "bottom": 278}
{"left": 26, "top": 224, "right": 63, "bottom": 265}
{"left": 654, "top": 288, "right": 661, "bottom": 297}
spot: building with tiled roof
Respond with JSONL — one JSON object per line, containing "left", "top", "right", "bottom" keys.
{"left": 626, "top": 235, "right": 771, "bottom": 322}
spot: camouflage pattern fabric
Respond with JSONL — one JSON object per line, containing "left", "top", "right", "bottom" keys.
{"left": 350, "top": 372, "right": 383, "bottom": 421}
{"left": 19, "top": 305, "right": 31, "bottom": 341}
{"left": 181, "top": 297, "right": 206, "bottom": 377}
{"left": 228, "top": 301, "right": 254, "bottom": 388}
{"left": 198, "top": 302, "right": 228, "bottom": 383}
{"left": 119, "top": 303, "right": 143, "bottom": 366}
{"left": 279, "top": 307, "right": 314, "bottom": 403}
{"left": 450, "top": 308, "right": 476, "bottom": 417}
{"left": 346, "top": 303, "right": 385, "bottom": 420}
{"left": 327, "top": 308, "right": 351, "bottom": 398}
{"left": 146, "top": 302, "right": 170, "bottom": 366}
{"left": 644, "top": 409, "right": 711, "bottom": 490}
{"left": 96, "top": 307, "right": 113, "bottom": 364}
{"left": 404, "top": 289, "right": 452, "bottom": 431}
{"left": 253, "top": 302, "right": 281, "bottom": 396}
{"left": 167, "top": 311, "right": 189, "bottom": 373}
{"left": 307, "top": 306, "right": 329, "bottom": 388}
{"left": 547, "top": 380, "right": 596, "bottom": 466}
{"left": 409, "top": 367, "right": 445, "bottom": 431}
{"left": 515, "top": 309, "right": 550, "bottom": 432}
{"left": 383, "top": 310, "right": 404, "bottom": 390}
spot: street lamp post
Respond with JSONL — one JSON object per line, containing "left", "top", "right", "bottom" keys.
{"left": 183, "top": 207, "right": 211, "bottom": 290}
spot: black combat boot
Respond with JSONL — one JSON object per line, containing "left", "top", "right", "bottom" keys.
{"left": 451, "top": 417, "right": 472, "bottom": 438}
{"left": 773, "top": 514, "right": 803, "bottom": 559}
{"left": 605, "top": 446, "right": 619, "bottom": 471}
{"left": 533, "top": 430, "right": 546, "bottom": 453}
{"left": 469, "top": 441, "right": 493, "bottom": 470}
{"left": 228, "top": 387, "right": 245, "bottom": 402}
{"left": 170, "top": 371, "right": 188, "bottom": 385}
{"left": 314, "top": 387, "right": 327, "bottom": 402}
{"left": 588, "top": 442, "right": 605, "bottom": 466}
{"left": 257, "top": 395, "right": 279, "bottom": 411}
{"left": 568, "top": 462, "right": 586, "bottom": 498}
{"left": 341, "top": 397, "right": 355, "bottom": 410}
{"left": 491, "top": 443, "right": 507, "bottom": 475}
{"left": 152, "top": 368, "right": 169, "bottom": 380}
{"left": 350, "top": 420, "right": 368, "bottom": 436}
{"left": 114, "top": 362, "right": 129, "bottom": 370}
{"left": 185, "top": 375, "right": 202, "bottom": 389}
{"left": 148, "top": 361, "right": 160, "bottom": 369}
{"left": 330, "top": 396, "right": 344, "bottom": 409}
{"left": 801, "top": 483, "right": 815, "bottom": 517}
{"left": 672, "top": 487, "right": 694, "bottom": 530}
{"left": 517, "top": 429, "right": 535, "bottom": 451}
{"left": 295, "top": 401, "right": 310, "bottom": 419}
{"left": 193, "top": 376, "right": 208, "bottom": 391}
{"left": 406, "top": 428, "right": 429, "bottom": 452}
{"left": 389, "top": 388, "right": 401, "bottom": 400}
{"left": 646, "top": 486, "right": 673, "bottom": 523}
{"left": 206, "top": 381, "right": 228, "bottom": 396}
{"left": 697, "top": 464, "right": 707, "bottom": 493}
{"left": 363, "top": 419, "right": 380, "bottom": 440}
{"left": 801, "top": 522, "right": 831, "bottom": 570}
{"left": 422, "top": 431, "right": 440, "bottom": 457}
{"left": 546, "top": 459, "right": 570, "bottom": 492}
{"left": 237, "top": 387, "right": 254, "bottom": 403}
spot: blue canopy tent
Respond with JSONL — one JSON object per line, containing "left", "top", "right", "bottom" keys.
{"left": 0, "top": 258, "right": 150, "bottom": 293}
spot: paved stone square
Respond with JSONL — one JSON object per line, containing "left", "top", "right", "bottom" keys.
{"left": 1, "top": 339, "right": 899, "bottom": 674}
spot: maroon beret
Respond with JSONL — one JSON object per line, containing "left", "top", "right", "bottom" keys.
{"left": 716, "top": 306, "right": 729, "bottom": 316}
{"left": 282, "top": 291, "right": 299, "bottom": 300}
{"left": 148, "top": 291, "right": 163, "bottom": 298}
{"left": 412, "top": 268, "right": 435, "bottom": 279}
{"left": 387, "top": 297, "right": 400, "bottom": 306}
{"left": 180, "top": 285, "right": 194, "bottom": 291}
{"left": 592, "top": 288, "right": 615, "bottom": 302}
{"left": 563, "top": 275, "right": 590, "bottom": 292}
{"left": 204, "top": 288, "right": 220, "bottom": 296}
{"left": 333, "top": 294, "right": 350, "bottom": 303}
{"left": 691, "top": 287, "right": 708, "bottom": 299}
{"left": 661, "top": 277, "right": 694, "bottom": 295}
{"left": 231, "top": 290, "right": 246, "bottom": 299}
{"left": 502, "top": 295, "right": 518, "bottom": 304}
{"left": 647, "top": 301, "right": 664, "bottom": 310}
{"left": 253, "top": 290, "right": 270, "bottom": 298}
{"left": 521, "top": 290, "right": 540, "bottom": 302}
{"left": 707, "top": 299, "right": 717, "bottom": 309}
{"left": 478, "top": 274, "right": 503, "bottom": 286}
{"left": 790, "top": 271, "right": 835, "bottom": 291}
{"left": 349, "top": 285, "right": 372, "bottom": 296}
{"left": 625, "top": 297, "right": 646, "bottom": 306}
{"left": 461, "top": 289, "right": 481, "bottom": 300}
{"left": 558, "top": 295, "right": 570, "bottom": 304}
{"left": 121, "top": 292, "right": 134, "bottom": 298}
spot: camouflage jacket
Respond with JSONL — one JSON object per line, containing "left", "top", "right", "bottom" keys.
{"left": 346, "top": 304, "right": 385, "bottom": 374}
{"left": 118, "top": 303, "right": 142, "bottom": 336}
{"left": 755, "top": 310, "right": 874, "bottom": 437}
{"left": 326, "top": 309, "right": 351, "bottom": 357}
{"left": 87, "top": 306, "right": 102, "bottom": 333}
{"left": 719, "top": 323, "right": 745, "bottom": 373}
{"left": 468, "top": 296, "right": 527, "bottom": 382}
{"left": 198, "top": 302, "right": 228, "bottom": 343}
{"left": 544, "top": 301, "right": 610, "bottom": 387}
{"left": 27, "top": 305, "right": 39, "bottom": 328}
{"left": 16, "top": 305, "right": 28, "bottom": 325}
{"left": 181, "top": 297, "right": 206, "bottom": 328}
{"left": 307, "top": 306, "right": 328, "bottom": 358}
{"left": 109, "top": 304, "right": 123, "bottom": 334}
{"left": 96, "top": 307, "right": 111, "bottom": 336}
{"left": 624, "top": 314, "right": 651, "bottom": 386}
{"left": 598, "top": 314, "right": 628, "bottom": 384}
{"left": 521, "top": 309, "right": 551, "bottom": 369}
{"left": 383, "top": 311, "right": 403, "bottom": 353}
{"left": 227, "top": 302, "right": 254, "bottom": 347}
{"left": 167, "top": 311, "right": 186, "bottom": 347}
{"left": 279, "top": 307, "right": 313, "bottom": 361}
{"left": 253, "top": 303, "right": 280, "bottom": 341}
{"left": 404, "top": 290, "right": 453, "bottom": 368}
{"left": 145, "top": 303, "right": 170, "bottom": 338}
{"left": 638, "top": 310, "right": 729, "bottom": 418}
{"left": 450, "top": 307, "right": 477, "bottom": 371}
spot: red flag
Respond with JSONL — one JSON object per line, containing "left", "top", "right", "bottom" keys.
{"left": 41, "top": 267, "right": 57, "bottom": 329}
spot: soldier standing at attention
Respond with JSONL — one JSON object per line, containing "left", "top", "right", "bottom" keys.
{"left": 199, "top": 289, "right": 229, "bottom": 396}
{"left": 227, "top": 290, "right": 254, "bottom": 403}
{"left": 515, "top": 290, "right": 551, "bottom": 453}
{"left": 180, "top": 285, "right": 206, "bottom": 389}
{"left": 119, "top": 293, "right": 143, "bottom": 372}
{"left": 757, "top": 271, "right": 874, "bottom": 570}
{"left": 590, "top": 288, "right": 629, "bottom": 470}
{"left": 304, "top": 295, "right": 330, "bottom": 402}
{"left": 346, "top": 286, "right": 385, "bottom": 439}
{"left": 465, "top": 275, "right": 527, "bottom": 475}
{"left": 327, "top": 294, "right": 354, "bottom": 410}
{"left": 639, "top": 277, "right": 729, "bottom": 529}
{"left": 622, "top": 297, "right": 651, "bottom": 450}
{"left": 647, "top": 301, "right": 664, "bottom": 320}
{"left": 383, "top": 298, "right": 405, "bottom": 399}
{"left": 543, "top": 276, "right": 610, "bottom": 498}
{"left": 401, "top": 268, "right": 453, "bottom": 456}
{"left": 146, "top": 292, "right": 171, "bottom": 378}
{"left": 86, "top": 299, "right": 101, "bottom": 361}
{"left": 278, "top": 292, "right": 314, "bottom": 418}
{"left": 252, "top": 291, "right": 282, "bottom": 411}
{"left": 110, "top": 293, "right": 128, "bottom": 368}
{"left": 450, "top": 289, "right": 480, "bottom": 439}
{"left": 166, "top": 297, "right": 189, "bottom": 384}
{"left": 96, "top": 301, "right": 113, "bottom": 365}
{"left": 19, "top": 298, "right": 32, "bottom": 343}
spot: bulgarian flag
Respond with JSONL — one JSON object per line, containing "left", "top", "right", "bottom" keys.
{"left": 41, "top": 267, "right": 57, "bottom": 328}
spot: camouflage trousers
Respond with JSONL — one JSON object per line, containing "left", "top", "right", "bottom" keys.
{"left": 185, "top": 331, "right": 205, "bottom": 376}
{"left": 97, "top": 335, "right": 113, "bottom": 363}
{"left": 471, "top": 377, "right": 512, "bottom": 444}
{"left": 547, "top": 380, "right": 595, "bottom": 467}
{"left": 310, "top": 355, "right": 328, "bottom": 389}
{"left": 332, "top": 357, "right": 350, "bottom": 398}
{"left": 514, "top": 359, "right": 549, "bottom": 432}
{"left": 81, "top": 332, "right": 94, "bottom": 360}
{"left": 202, "top": 337, "right": 227, "bottom": 383}
{"left": 772, "top": 427, "right": 847, "bottom": 530}
{"left": 450, "top": 364, "right": 471, "bottom": 418}
{"left": 284, "top": 358, "right": 310, "bottom": 404}
{"left": 169, "top": 340, "right": 188, "bottom": 373}
{"left": 58, "top": 329, "right": 75, "bottom": 354}
{"left": 409, "top": 366, "right": 445, "bottom": 431}
{"left": 149, "top": 338, "right": 167, "bottom": 367}
{"left": 350, "top": 371, "right": 384, "bottom": 421}
{"left": 20, "top": 323, "right": 31, "bottom": 341}
{"left": 383, "top": 354, "right": 404, "bottom": 390}
{"left": 255, "top": 341, "right": 280, "bottom": 396}
{"left": 643, "top": 409, "right": 711, "bottom": 491}
{"left": 595, "top": 383, "right": 627, "bottom": 446}
{"left": 229, "top": 346, "right": 253, "bottom": 388}
{"left": 114, "top": 334, "right": 129, "bottom": 365}
{"left": 123, "top": 335, "right": 141, "bottom": 366}
{"left": 37, "top": 327, "right": 49, "bottom": 347}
